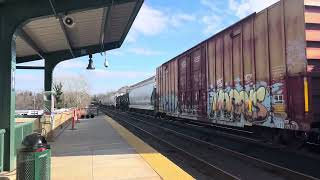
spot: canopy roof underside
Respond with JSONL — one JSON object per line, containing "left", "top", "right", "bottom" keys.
{"left": 16, "top": 0, "right": 142, "bottom": 63}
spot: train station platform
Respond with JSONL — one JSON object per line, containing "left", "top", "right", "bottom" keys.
{"left": 51, "top": 115, "right": 194, "bottom": 180}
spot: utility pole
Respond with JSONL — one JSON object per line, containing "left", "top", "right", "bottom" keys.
{"left": 33, "top": 92, "right": 36, "bottom": 114}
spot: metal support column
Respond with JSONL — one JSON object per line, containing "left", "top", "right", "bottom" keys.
{"left": 0, "top": 0, "right": 141, "bottom": 171}
{"left": 0, "top": 17, "right": 18, "bottom": 171}
{"left": 44, "top": 59, "right": 60, "bottom": 114}
{"left": 44, "top": 62, "right": 54, "bottom": 93}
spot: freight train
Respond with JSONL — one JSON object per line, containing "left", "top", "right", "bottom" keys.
{"left": 102, "top": 0, "right": 320, "bottom": 145}
{"left": 100, "top": 86, "right": 130, "bottom": 108}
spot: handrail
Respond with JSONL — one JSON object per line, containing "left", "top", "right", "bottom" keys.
{"left": 0, "top": 129, "right": 6, "bottom": 172}
{"left": 15, "top": 121, "right": 34, "bottom": 128}
{"left": 14, "top": 120, "right": 36, "bottom": 159}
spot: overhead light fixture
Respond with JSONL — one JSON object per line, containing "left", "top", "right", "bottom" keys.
{"left": 87, "top": 54, "right": 95, "bottom": 70}
{"left": 104, "top": 53, "right": 109, "bottom": 69}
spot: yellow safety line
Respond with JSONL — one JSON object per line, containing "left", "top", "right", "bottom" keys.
{"left": 105, "top": 116, "right": 195, "bottom": 180}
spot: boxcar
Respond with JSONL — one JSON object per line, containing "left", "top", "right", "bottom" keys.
{"left": 156, "top": 0, "right": 320, "bottom": 135}
{"left": 129, "top": 76, "right": 156, "bottom": 111}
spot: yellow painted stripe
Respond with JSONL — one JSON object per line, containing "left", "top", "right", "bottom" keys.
{"left": 248, "top": 100, "right": 252, "bottom": 113}
{"left": 304, "top": 77, "right": 309, "bottom": 112}
{"left": 105, "top": 117, "right": 195, "bottom": 180}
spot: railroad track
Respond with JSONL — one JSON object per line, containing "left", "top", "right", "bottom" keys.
{"left": 103, "top": 108, "right": 237, "bottom": 180}
{"left": 128, "top": 110, "right": 320, "bottom": 161}
{"left": 100, "top": 107, "right": 318, "bottom": 180}
{"left": 129, "top": 111, "right": 264, "bottom": 144}
{"left": 126, "top": 110, "right": 320, "bottom": 178}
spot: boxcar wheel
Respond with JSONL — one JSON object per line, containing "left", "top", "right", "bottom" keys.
{"left": 280, "top": 130, "right": 305, "bottom": 149}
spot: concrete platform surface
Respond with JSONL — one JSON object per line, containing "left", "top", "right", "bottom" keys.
{"left": 51, "top": 116, "right": 162, "bottom": 180}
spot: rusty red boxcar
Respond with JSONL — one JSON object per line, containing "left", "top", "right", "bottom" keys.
{"left": 156, "top": 0, "right": 320, "bottom": 136}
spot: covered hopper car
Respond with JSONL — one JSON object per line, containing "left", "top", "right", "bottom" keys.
{"left": 128, "top": 76, "right": 156, "bottom": 112}
{"left": 106, "top": 77, "right": 156, "bottom": 112}
{"left": 100, "top": 92, "right": 117, "bottom": 108}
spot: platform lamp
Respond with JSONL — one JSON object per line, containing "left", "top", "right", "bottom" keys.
{"left": 87, "top": 54, "right": 95, "bottom": 70}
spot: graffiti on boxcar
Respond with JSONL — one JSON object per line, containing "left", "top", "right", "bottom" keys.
{"left": 209, "top": 86, "right": 269, "bottom": 122}
{"left": 247, "top": 82, "right": 270, "bottom": 123}
{"left": 269, "top": 81, "right": 290, "bottom": 129}
{"left": 160, "top": 94, "right": 178, "bottom": 114}
{"left": 207, "top": 78, "right": 295, "bottom": 129}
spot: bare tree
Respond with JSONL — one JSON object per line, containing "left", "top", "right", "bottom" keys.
{"left": 54, "top": 75, "right": 91, "bottom": 108}
{"left": 53, "top": 82, "right": 63, "bottom": 109}
{"left": 16, "top": 90, "right": 43, "bottom": 110}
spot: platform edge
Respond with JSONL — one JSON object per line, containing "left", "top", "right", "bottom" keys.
{"left": 104, "top": 116, "right": 194, "bottom": 180}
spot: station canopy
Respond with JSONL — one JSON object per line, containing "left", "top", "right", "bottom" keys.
{"left": 16, "top": 0, "right": 142, "bottom": 63}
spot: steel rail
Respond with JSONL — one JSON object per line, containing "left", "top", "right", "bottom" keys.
{"left": 102, "top": 108, "right": 240, "bottom": 180}
{"left": 130, "top": 111, "right": 253, "bottom": 135}
{"left": 104, "top": 108, "right": 319, "bottom": 180}
{"left": 128, "top": 111, "right": 320, "bottom": 160}
{"left": 129, "top": 111, "right": 260, "bottom": 143}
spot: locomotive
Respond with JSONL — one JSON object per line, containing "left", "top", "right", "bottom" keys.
{"left": 103, "top": 0, "right": 320, "bottom": 145}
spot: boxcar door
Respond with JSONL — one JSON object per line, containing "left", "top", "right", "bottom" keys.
{"left": 191, "top": 47, "right": 207, "bottom": 118}
{"left": 200, "top": 45, "right": 208, "bottom": 118}
{"left": 191, "top": 50, "right": 200, "bottom": 116}
{"left": 179, "top": 56, "right": 188, "bottom": 114}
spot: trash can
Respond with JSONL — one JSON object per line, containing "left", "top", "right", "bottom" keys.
{"left": 17, "top": 133, "right": 51, "bottom": 180}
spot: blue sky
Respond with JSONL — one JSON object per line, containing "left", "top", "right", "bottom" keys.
{"left": 16, "top": 0, "right": 278, "bottom": 94}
